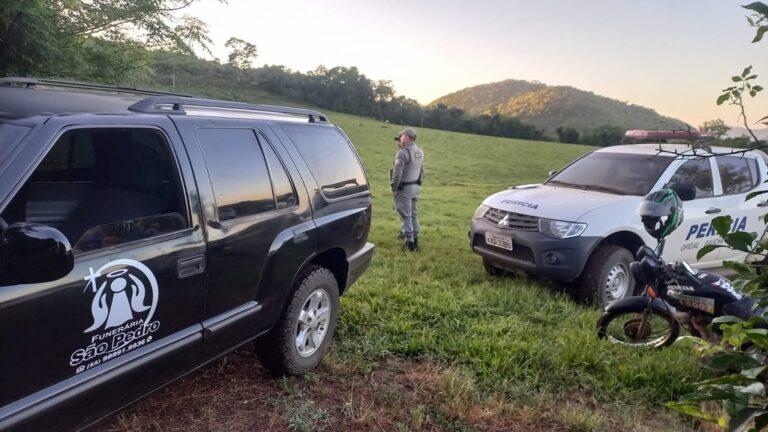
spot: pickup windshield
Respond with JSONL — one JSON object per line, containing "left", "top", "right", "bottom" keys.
{"left": 548, "top": 152, "right": 674, "bottom": 196}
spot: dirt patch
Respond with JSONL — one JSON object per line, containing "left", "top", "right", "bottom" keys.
{"left": 89, "top": 347, "right": 691, "bottom": 432}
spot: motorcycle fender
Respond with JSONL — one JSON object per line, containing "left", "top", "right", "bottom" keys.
{"left": 604, "top": 297, "right": 674, "bottom": 316}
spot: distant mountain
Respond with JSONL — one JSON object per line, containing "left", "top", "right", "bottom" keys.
{"left": 430, "top": 79, "right": 690, "bottom": 135}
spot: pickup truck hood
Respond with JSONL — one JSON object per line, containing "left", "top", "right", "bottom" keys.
{"left": 483, "top": 184, "right": 634, "bottom": 221}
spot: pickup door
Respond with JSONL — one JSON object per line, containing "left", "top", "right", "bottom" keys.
{"left": 662, "top": 157, "right": 723, "bottom": 267}
{"left": 0, "top": 117, "right": 208, "bottom": 431}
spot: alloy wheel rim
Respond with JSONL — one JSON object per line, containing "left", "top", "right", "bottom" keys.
{"left": 295, "top": 288, "right": 331, "bottom": 358}
{"left": 604, "top": 263, "right": 629, "bottom": 301}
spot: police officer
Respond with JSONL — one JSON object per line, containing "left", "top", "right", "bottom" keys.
{"left": 391, "top": 127, "right": 424, "bottom": 251}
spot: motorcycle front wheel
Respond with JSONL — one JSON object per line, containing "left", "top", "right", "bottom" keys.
{"left": 597, "top": 309, "right": 680, "bottom": 348}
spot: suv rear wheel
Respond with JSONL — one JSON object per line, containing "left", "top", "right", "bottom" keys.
{"left": 579, "top": 245, "right": 635, "bottom": 306}
{"left": 256, "top": 265, "right": 340, "bottom": 375}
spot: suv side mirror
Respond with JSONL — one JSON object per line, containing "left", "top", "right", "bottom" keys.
{"left": 668, "top": 182, "right": 696, "bottom": 201}
{"left": 0, "top": 223, "right": 74, "bottom": 285}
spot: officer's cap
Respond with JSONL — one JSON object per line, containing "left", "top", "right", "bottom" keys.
{"left": 394, "top": 127, "right": 417, "bottom": 141}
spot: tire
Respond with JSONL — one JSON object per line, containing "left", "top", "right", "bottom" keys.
{"left": 483, "top": 257, "right": 505, "bottom": 277}
{"left": 256, "top": 265, "right": 340, "bottom": 376}
{"left": 579, "top": 245, "right": 635, "bottom": 306}
{"left": 597, "top": 308, "right": 679, "bottom": 348}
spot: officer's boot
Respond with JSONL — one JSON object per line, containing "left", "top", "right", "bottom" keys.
{"left": 413, "top": 233, "right": 419, "bottom": 251}
{"left": 403, "top": 238, "right": 417, "bottom": 252}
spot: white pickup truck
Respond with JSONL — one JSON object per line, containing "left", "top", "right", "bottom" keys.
{"left": 470, "top": 143, "right": 768, "bottom": 305}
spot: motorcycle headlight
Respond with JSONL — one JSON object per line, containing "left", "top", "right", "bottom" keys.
{"left": 539, "top": 218, "right": 587, "bottom": 239}
{"left": 473, "top": 204, "right": 490, "bottom": 220}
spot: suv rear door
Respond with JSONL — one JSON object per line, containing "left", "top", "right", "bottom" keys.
{"left": 0, "top": 117, "right": 207, "bottom": 431}
{"left": 171, "top": 117, "right": 315, "bottom": 353}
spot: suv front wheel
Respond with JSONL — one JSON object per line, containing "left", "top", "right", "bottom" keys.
{"left": 256, "top": 265, "right": 340, "bottom": 375}
{"left": 579, "top": 245, "right": 635, "bottom": 306}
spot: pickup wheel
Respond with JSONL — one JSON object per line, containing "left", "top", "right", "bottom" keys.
{"left": 483, "top": 257, "right": 505, "bottom": 277}
{"left": 579, "top": 245, "right": 635, "bottom": 306}
{"left": 256, "top": 265, "right": 340, "bottom": 376}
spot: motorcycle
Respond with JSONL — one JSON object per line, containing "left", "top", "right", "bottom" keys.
{"left": 596, "top": 187, "right": 758, "bottom": 348}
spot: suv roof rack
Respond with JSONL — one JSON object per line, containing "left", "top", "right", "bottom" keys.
{"left": 128, "top": 96, "right": 329, "bottom": 123}
{"left": 0, "top": 77, "right": 191, "bottom": 97}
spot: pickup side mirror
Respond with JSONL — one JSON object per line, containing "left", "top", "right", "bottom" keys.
{"left": 548, "top": 170, "right": 558, "bottom": 177}
{"left": 667, "top": 182, "right": 696, "bottom": 201}
{"left": 0, "top": 223, "right": 74, "bottom": 285}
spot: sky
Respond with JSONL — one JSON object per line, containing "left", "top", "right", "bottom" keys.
{"left": 187, "top": 0, "right": 768, "bottom": 129}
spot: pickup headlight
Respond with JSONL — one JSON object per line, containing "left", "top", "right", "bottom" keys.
{"left": 539, "top": 218, "right": 587, "bottom": 239}
{"left": 473, "top": 204, "right": 490, "bottom": 219}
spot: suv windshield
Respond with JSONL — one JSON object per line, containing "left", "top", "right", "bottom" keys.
{"left": 548, "top": 152, "right": 674, "bottom": 196}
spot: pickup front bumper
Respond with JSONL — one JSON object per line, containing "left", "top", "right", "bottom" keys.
{"left": 470, "top": 218, "right": 601, "bottom": 283}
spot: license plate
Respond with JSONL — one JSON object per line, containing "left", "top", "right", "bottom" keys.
{"left": 485, "top": 232, "right": 513, "bottom": 251}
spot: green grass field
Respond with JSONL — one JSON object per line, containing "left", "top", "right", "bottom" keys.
{"left": 325, "top": 112, "right": 704, "bottom": 428}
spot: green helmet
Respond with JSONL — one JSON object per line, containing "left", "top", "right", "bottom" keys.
{"left": 637, "top": 189, "right": 684, "bottom": 239}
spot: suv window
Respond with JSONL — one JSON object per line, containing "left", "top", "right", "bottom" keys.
{"left": 1, "top": 128, "right": 188, "bottom": 254}
{"left": 667, "top": 158, "right": 714, "bottom": 199}
{"left": 716, "top": 156, "right": 759, "bottom": 195}
{"left": 197, "top": 128, "right": 276, "bottom": 220}
{"left": 281, "top": 124, "right": 368, "bottom": 199}
{"left": 261, "top": 136, "right": 298, "bottom": 210}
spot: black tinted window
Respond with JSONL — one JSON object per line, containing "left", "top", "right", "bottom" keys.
{"left": 197, "top": 128, "right": 275, "bottom": 220}
{"left": 549, "top": 152, "right": 673, "bottom": 195}
{"left": 281, "top": 125, "right": 368, "bottom": 199}
{"left": 668, "top": 159, "right": 714, "bottom": 199}
{"left": 717, "top": 156, "right": 759, "bottom": 195}
{"left": 2, "top": 128, "right": 188, "bottom": 254}
{"left": 262, "top": 138, "right": 297, "bottom": 210}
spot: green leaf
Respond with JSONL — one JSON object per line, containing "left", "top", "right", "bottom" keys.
{"left": 737, "top": 382, "right": 765, "bottom": 396}
{"left": 713, "top": 315, "right": 746, "bottom": 324}
{"left": 706, "top": 352, "right": 763, "bottom": 372}
{"left": 744, "top": 65, "right": 755, "bottom": 77}
{"left": 666, "top": 401, "right": 720, "bottom": 423}
{"left": 723, "top": 231, "right": 757, "bottom": 253}
{"left": 754, "top": 25, "right": 768, "bottom": 43}
{"left": 718, "top": 93, "right": 732, "bottom": 105}
{"left": 747, "top": 190, "right": 768, "bottom": 201}
{"left": 723, "top": 260, "right": 752, "bottom": 275}
{"left": 741, "top": 366, "right": 766, "bottom": 379}
{"left": 728, "top": 407, "right": 767, "bottom": 432}
{"left": 751, "top": 90, "right": 758, "bottom": 97}
{"left": 734, "top": 76, "right": 744, "bottom": 82}
{"left": 698, "top": 244, "right": 727, "bottom": 260}
{"left": 744, "top": 2, "right": 768, "bottom": 16}
{"left": 754, "top": 85, "right": 764, "bottom": 92}
{"left": 713, "top": 216, "right": 735, "bottom": 236}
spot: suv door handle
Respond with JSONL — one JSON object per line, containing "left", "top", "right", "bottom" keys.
{"left": 758, "top": 201, "right": 768, "bottom": 208}
{"left": 705, "top": 207, "right": 722, "bottom": 214}
{"left": 178, "top": 255, "right": 206, "bottom": 278}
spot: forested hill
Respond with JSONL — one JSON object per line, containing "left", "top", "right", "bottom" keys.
{"left": 430, "top": 79, "right": 689, "bottom": 134}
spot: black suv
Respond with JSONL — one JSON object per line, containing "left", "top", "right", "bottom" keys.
{"left": 0, "top": 78, "right": 375, "bottom": 431}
